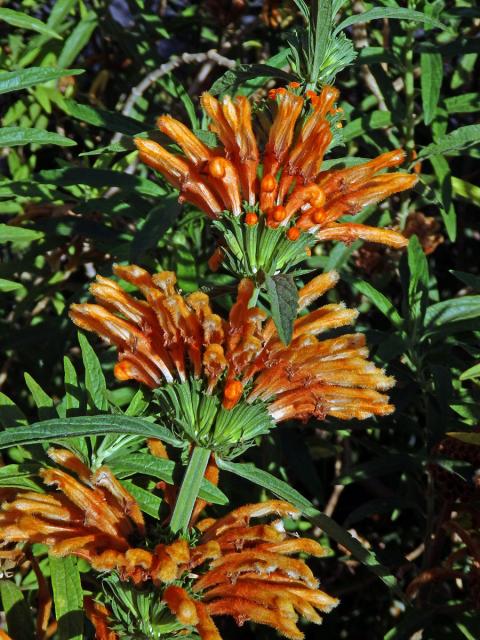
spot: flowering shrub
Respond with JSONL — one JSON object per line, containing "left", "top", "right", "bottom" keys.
{"left": 1, "top": 1, "right": 479, "bottom": 639}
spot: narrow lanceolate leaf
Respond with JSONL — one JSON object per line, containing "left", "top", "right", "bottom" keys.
{"left": 0, "top": 415, "right": 183, "bottom": 449}
{"left": 78, "top": 332, "right": 109, "bottom": 412}
{"left": 421, "top": 52, "right": 443, "bottom": 125}
{"left": 0, "top": 580, "right": 35, "bottom": 640}
{"left": 49, "top": 556, "right": 84, "bottom": 640}
{"left": 24, "top": 373, "right": 56, "bottom": 420}
{"left": 0, "top": 223, "right": 44, "bottom": 244}
{"left": 424, "top": 295, "right": 480, "bottom": 332}
{"left": 0, "top": 127, "right": 75, "bottom": 147}
{"left": 334, "top": 8, "right": 446, "bottom": 36}
{"left": 265, "top": 273, "right": 298, "bottom": 345}
{"left": 311, "top": 0, "right": 333, "bottom": 83}
{"left": 0, "top": 7, "right": 63, "bottom": 39}
{"left": 170, "top": 446, "right": 212, "bottom": 533}
{"left": 57, "top": 12, "right": 98, "bottom": 68}
{"left": 0, "top": 67, "right": 83, "bottom": 95}
{"left": 61, "top": 99, "right": 148, "bottom": 136}
{"left": 407, "top": 235, "right": 429, "bottom": 327}
{"left": 460, "top": 363, "right": 480, "bottom": 381}
{"left": 418, "top": 124, "right": 480, "bottom": 159}
{"left": 0, "top": 392, "right": 28, "bottom": 428}
{"left": 353, "top": 281, "right": 404, "bottom": 328}
{"left": 448, "top": 432, "right": 480, "bottom": 446}
{"left": 216, "top": 458, "right": 403, "bottom": 597}
{"left": 0, "top": 464, "right": 42, "bottom": 491}
{"left": 0, "top": 278, "right": 24, "bottom": 292}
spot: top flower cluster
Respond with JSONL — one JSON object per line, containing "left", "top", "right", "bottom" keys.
{"left": 135, "top": 83, "right": 417, "bottom": 258}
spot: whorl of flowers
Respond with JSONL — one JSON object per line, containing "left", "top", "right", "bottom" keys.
{"left": 0, "top": 448, "right": 338, "bottom": 640}
{"left": 69, "top": 264, "right": 394, "bottom": 444}
{"left": 135, "top": 85, "right": 417, "bottom": 254}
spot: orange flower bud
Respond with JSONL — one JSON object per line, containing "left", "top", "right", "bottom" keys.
{"left": 261, "top": 174, "right": 277, "bottom": 193}
{"left": 271, "top": 205, "right": 287, "bottom": 222}
{"left": 245, "top": 212, "right": 258, "bottom": 226}
{"left": 224, "top": 380, "right": 243, "bottom": 402}
{"left": 287, "top": 226, "right": 300, "bottom": 241}
{"left": 289, "top": 81, "right": 301, "bottom": 88}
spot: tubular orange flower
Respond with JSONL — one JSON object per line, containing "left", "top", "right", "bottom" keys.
{"left": 0, "top": 453, "right": 337, "bottom": 639}
{"left": 135, "top": 86, "right": 416, "bottom": 253}
{"left": 69, "top": 265, "right": 394, "bottom": 448}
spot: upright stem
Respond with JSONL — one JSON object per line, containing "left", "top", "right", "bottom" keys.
{"left": 399, "top": 8, "right": 417, "bottom": 228}
{"left": 169, "top": 446, "right": 211, "bottom": 534}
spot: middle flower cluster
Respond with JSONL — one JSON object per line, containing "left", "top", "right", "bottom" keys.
{"left": 70, "top": 264, "right": 394, "bottom": 450}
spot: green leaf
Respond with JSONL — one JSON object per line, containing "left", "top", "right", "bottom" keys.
{"left": 121, "top": 480, "right": 162, "bottom": 519}
{"left": 353, "top": 281, "right": 404, "bottom": 328}
{"left": 0, "top": 415, "right": 182, "bottom": 449}
{"left": 78, "top": 333, "right": 108, "bottom": 412}
{"left": 429, "top": 156, "right": 456, "bottom": 241}
{"left": 451, "top": 270, "right": 480, "bottom": 290}
{"left": 24, "top": 373, "right": 56, "bottom": 420}
{"left": 0, "top": 67, "right": 83, "bottom": 95}
{"left": 265, "top": 273, "right": 298, "bottom": 345}
{"left": 0, "top": 580, "right": 35, "bottom": 640}
{"left": 57, "top": 12, "right": 98, "bottom": 68}
{"left": 0, "top": 392, "right": 28, "bottom": 428}
{"left": 61, "top": 99, "right": 147, "bottom": 136}
{"left": 217, "top": 458, "right": 403, "bottom": 595}
{"left": 460, "top": 363, "right": 480, "bottom": 381}
{"left": 342, "top": 111, "right": 392, "bottom": 142}
{"left": 0, "top": 127, "right": 76, "bottom": 147}
{"left": 418, "top": 124, "right": 480, "bottom": 159}
{"left": 444, "top": 92, "right": 480, "bottom": 114}
{"left": 421, "top": 52, "right": 443, "bottom": 125}
{"left": 0, "top": 464, "right": 42, "bottom": 491}
{"left": 452, "top": 176, "right": 480, "bottom": 208}
{"left": 63, "top": 356, "right": 81, "bottom": 415}
{"left": 0, "top": 224, "right": 44, "bottom": 244}
{"left": 110, "top": 452, "right": 227, "bottom": 505}
{"left": 170, "top": 446, "right": 212, "bottom": 533}
{"left": 49, "top": 556, "right": 84, "bottom": 640}
{"left": 334, "top": 8, "right": 446, "bottom": 36}
{"left": 0, "top": 278, "right": 24, "bottom": 292}
{"left": 0, "top": 7, "right": 63, "bottom": 40}
{"left": 407, "top": 235, "right": 429, "bottom": 327}
{"left": 311, "top": 0, "right": 333, "bottom": 83}
{"left": 37, "top": 167, "right": 165, "bottom": 197}
{"left": 425, "top": 295, "right": 480, "bottom": 333}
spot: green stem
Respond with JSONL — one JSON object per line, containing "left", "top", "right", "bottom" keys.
{"left": 169, "top": 446, "right": 211, "bottom": 534}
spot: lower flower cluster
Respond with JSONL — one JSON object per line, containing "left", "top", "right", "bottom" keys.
{"left": 0, "top": 448, "right": 338, "bottom": 639}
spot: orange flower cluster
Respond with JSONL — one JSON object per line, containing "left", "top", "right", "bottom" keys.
{"left": 70, "top": 265, "right": 394, "bottom": 423}
{"left": 1, "top": 451, "right": 337, "bottom": 640}
{"left": 0, "top": 448, "right": 145, "bottom": 565}
{"left": 135, "top": 86, "right": 416, "bottom": 250}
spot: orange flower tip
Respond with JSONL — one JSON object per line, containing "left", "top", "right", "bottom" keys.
{"left": 224, "top": 380, "right": 243, "bottom": 402}
{"left": 114, "top": 361, "right": 133, "bottom": 381}
{"left": 306, "top": 90, "right": 317, "bottom": 101}
{"left": 261, "top": 174, "right": 277, "bottom": 193}
{"left": 309, "top": 188, "right": 326, "bottom": 208}
{"left": 209, "top": 157, "right": 226, "bottom": 179}
{"left": 271, "top": 205, "right": 287, "bottom": 222}
{"left": 288, "top": 81, "right": 301, "bottom": 88}
{"left": 312, "top": 209, "right": 325, "bottom": 224}
{"left": 245, "top": 212, "right": 258, "bottom": 226}
{"left": 287, "top": 226, "right": 300, "bottom": 241}
{"left": 269, "top": 87, "right": 287, "bottom": 99}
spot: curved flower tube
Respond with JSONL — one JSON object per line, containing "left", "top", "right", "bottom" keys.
{"left": 135, "top": 85, "right": 417, "bottom": 253}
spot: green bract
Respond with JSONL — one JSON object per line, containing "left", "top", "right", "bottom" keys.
{"left": 153, "top": 379, "right": 274, "bottom": 456}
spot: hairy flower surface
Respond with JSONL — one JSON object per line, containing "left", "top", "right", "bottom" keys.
{"left": 69, "top": 265, "right": 394, "bottom": 446}
{"left": 0, "top": 453, "right": 337, "bottom": 639}
{"left": 135, "top": 85, "right": 416, "bottom": 264}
